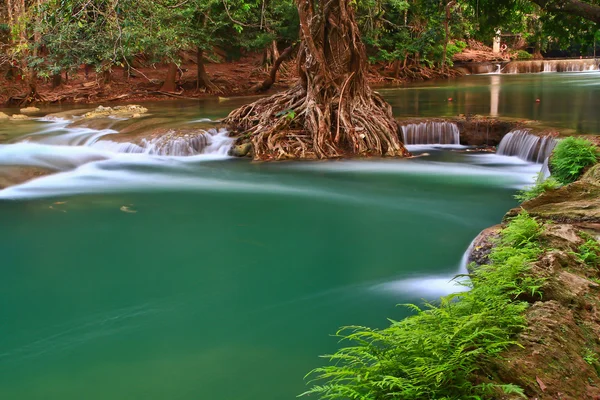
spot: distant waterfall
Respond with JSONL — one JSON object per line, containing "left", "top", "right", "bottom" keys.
{"left": 92, "top": 128, "right": 233, "bottom": 156}
{"left": 504, "top": 59, "right": 599, "bottom": 74}
{"left": 401, "top": 122, "right": 461, "bottom": 145}
{"left": 497, "top": 130, "right": 557, "bottom": 163}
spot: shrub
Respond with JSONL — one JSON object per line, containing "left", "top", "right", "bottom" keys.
{"left": 515, "top": 175, "right": 562, "bottom": 203}
{"left": 302, "top": 212, "right": 543, "bottom": 400}
{"left": 550, "top": 137, "right": 599, "bottom": 185}
{"left": 514, "top": 50, "right": 533, "bottom": 60}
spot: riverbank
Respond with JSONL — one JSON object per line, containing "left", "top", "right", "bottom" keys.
{"left": 0, "top": 54, "right": 460, "bottom": 107}
{"left": 470, "top": 163, "right": 600, "bottom": 399}
{"left": 302, "top": 137, "right": 600, "bottom": 399}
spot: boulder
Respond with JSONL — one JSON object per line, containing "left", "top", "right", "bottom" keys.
{"left": 230, "top": 142, "right": 253, "bottom": 157}
{"left": 467, "top": 224, "right": 501, "bottom": 270}
{"left": 0, "top": 112, "right": 9, "bottom": 120}
{"left": 11, "top": 114, "right": 29, "bottom": 120}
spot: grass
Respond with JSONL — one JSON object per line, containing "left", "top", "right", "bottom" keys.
{"left": 302, "top": 212, "right": 544, "bottom": 400}
{"left": 514, "top": 174, "right": 561, "bottom": 203}
{"left": 550, "top": 137, "right": 598, "bottom": 185}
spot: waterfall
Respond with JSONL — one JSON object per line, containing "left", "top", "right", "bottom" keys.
{"left": 497, "top": 130, "right": 557, "bottom": 163}
{"left": 503, "top": 59, "right": 599, "bottom": 74}
{"left": 401, "top": 122, "right": 461, "bottom": 145}
{"left": 466, "top": 59, "right": 600, "bottom": 75}
{"left": 92, "top": 129, "right": 233, "bottom": 156}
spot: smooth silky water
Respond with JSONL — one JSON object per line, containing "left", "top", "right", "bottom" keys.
{"left": 0, "top": 71, "right": 591, "bottom": 400}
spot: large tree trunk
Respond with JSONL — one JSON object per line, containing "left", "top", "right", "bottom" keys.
{"left": 161, "top": 62, "right": 178, "bottom": 92}
{"left": 224, "top": 0, "right": 409, "bottom": 160}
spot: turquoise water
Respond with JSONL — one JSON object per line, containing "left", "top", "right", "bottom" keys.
{"left": 0, "top": 73, "right": 568, "bottom": 399}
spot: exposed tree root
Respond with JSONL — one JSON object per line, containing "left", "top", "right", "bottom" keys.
{"left": 224, "top": 0, "right": 410, "bottom": 161}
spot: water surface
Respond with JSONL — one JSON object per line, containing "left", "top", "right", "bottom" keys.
{"left": 0, "top": 74, "right": 566, "bottom": 399}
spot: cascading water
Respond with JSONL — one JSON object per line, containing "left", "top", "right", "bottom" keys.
{"left": 92, "top": 128, "right": 233, "bottom": 156}
{"left": 502, "top": 59, "right": 599, "bottom": 74}
{"left": 497, "top": 130, "right": 557, "bottom": 163}
{"left": 401, "top": 122, "right": 461, "bottom": 145}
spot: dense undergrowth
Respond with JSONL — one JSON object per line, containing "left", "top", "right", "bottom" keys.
{"left": 302, "top": 212, "right": 545, "bottom": 399}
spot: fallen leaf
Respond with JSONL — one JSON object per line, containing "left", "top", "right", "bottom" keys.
{"left": 536, "top": 376, "right": 547, "bottom": 392}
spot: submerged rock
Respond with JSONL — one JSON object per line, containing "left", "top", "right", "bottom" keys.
{"left": 0, "top": 167, "right": 51, "bottom": 189}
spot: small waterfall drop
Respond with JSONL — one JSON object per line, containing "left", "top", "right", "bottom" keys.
{"left": 401, "top": 122, "right": 461, "bottom": 145}
{"left": 497, "top": 130, "right": 557, "bottom": 163}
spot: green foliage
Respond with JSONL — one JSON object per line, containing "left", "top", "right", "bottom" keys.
{"left": 514, "top": 174, "right": 561, "bottom": 202}
{"left": 514, "top": 50, "right": 533, "bottom": 60}
{"left": 302, "top": 212, "right": 544, "bottom": 400}
{"left": 584, "top": 348, "right": 599, "bottom": 366}
{"left": 573, "top": 233, "right": 600, "bottom": 267}
{"left": 550, "top": 137, "right": 599, "bottom": 185}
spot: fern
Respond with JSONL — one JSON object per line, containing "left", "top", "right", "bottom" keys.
{"left": 550, "top": 137, "right": 598, "bottom": 185}
{"left": 302, "top": 212, "right": 543, "bottom": 399}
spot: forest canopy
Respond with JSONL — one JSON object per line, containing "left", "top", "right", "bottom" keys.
{"left": 0, "top": 0, "right": 599, "bottom": 97}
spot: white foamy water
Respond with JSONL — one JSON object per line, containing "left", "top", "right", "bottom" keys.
{"left": 373, "top": 240, "right": 473, "bottom": 297}
{"left": 401, "top": 121, "right": 461, "bottom": 145}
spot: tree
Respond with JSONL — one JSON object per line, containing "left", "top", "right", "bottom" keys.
{"left": 224, "top": 0, "right": 410, "bottom": 160}
{"left": 530, "top": 0, "right": 600, "bottom": 24}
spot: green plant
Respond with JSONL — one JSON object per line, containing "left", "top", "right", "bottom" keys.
{"left": 573, "top": 234, "right": 600, "bottom": 267}
{"left": 302, "top": 212, "right": 544, "bottom": 400}
{"left": 550, "top": 137, "right": 599, "bottom": 185}
{"left": 514, "top": 50, "right": 533, "bottom": 60}
{"left": 584, "top": 348, "right": 599, "bottom": 365}
{"left": 515, "top": 174, "right": 561, "bottom": 202}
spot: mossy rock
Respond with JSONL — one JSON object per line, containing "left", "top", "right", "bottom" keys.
{"left": 506, "top": 179, "right": 600, "bottom": 223}
{"left": 230, "top": 142, "right": 253, "bottom": 157}
{"left": 582, "top": 163, "right": 600, "bottom": 185}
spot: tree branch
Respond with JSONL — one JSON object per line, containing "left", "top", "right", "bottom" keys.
{"left": 530, "top": 0, "right": 600, "bottom": 24}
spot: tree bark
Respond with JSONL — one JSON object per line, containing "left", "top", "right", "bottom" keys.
{"left": 224, "top": 0, "right": 409, "bottom": 160}
{"left": 161, "top": 62, "right": 178, "bottom": 92}
{"left": 529, "top": 0, "right": 600, "bottom": 24}
{"left": 441, "top": 1, "right": 456, "bottom": 73}
{"left": 196, "top": 48, "right": 219, "bottom": 92}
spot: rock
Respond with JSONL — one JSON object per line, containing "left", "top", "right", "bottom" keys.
{"left": 11, "top": 114, "right": 29, "bottom": 120}
{"left": 467, "top": 224, "right": 501, "bottom": 270}
{"left": 19, "top": 106, "right": 40, "bottom": 114}
{"left": 230, "top": 142, "right": 253, "bottom": 157}
{"left": 582, "top": 163, "right": 600, "bottom": 185}
{"left": 131, "top": 113, "right": 142, "bottom": 118}
{"left": 506, "top": 178, "right": 600, "bottom": 223}
{"left": 0, "top": 112, "right": 9, "bottom": 119}
{"left": 82, "top": 104, "right": 148, "bottom": 119}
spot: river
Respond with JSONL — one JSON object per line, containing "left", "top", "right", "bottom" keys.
{"left": 0, "top": 71, "right": 596, "bottom": 400}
